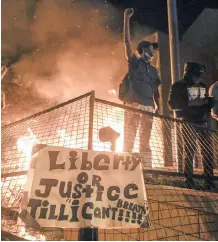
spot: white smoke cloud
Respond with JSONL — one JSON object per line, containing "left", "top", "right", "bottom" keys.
{"left": 2, "top": 0, "right": 155, "bottom": 123}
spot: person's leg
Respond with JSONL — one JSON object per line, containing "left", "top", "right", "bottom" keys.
{"left": 138, "top": 106, "right": 153, "bottom": 168}
{"left": 197, "top": 128, "right": 215, "bottom": 188}
{"left": 181, "top": 123, "right": 196, "bottom": 187}
{"left": 123, "top": 105, "right": 140, "bottom": 152}
{"left": 139, "top": 114, "right": 153, "bottom": 152}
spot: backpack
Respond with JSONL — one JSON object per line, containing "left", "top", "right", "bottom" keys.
{"left": 118, "top": 58, "right": 141, "bottom": 102}
{"left": 118, "top": 73, "right": 130, "bottom": 101}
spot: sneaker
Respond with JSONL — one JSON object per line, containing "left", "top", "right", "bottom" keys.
{"left": 185, "top": 179, "right": 196, "bottom": 189}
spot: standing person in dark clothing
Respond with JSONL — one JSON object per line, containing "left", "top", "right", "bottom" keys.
{"left": 119, "top": 8, "right": 161, "bottom": 168}
{"left": 168, "top": 62, "right": 215, "bottom": 189}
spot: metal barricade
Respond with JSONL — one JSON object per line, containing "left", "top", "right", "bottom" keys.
{"left": 1, "top": 91, "right": 218, "bottom": 241}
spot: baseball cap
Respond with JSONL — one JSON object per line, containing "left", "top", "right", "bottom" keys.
{"left": 184, "top": 62, "right": 206, "bottom": 74}
{"left": 137, "top": 41, "right": 159, "bottom": 54}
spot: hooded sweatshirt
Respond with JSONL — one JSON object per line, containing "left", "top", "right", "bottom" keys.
{"left": 168, "top": 77, "right": 211, "bottom": 124}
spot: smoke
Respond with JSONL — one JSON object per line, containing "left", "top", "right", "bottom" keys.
{"left": 2, "top": 0, "right": 155, "bottom": 123}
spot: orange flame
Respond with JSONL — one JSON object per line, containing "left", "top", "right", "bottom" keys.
{"left": 16, "top": 128, "right": 39, "bottom": 170}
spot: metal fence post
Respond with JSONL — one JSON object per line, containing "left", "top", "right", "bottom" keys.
{"left": 78, "top": 228, "right": 98, "bottom": 241}
{"left": 167, "top": 0, "right": 183, "bottom": 173}
{"left": 78, "top": 90, "right": 98, "bottom": 241}
{"left": 88, "top": 90, "right": 95, "bottom": 150}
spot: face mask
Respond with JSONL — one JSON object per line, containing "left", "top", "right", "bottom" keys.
{"left": 144, "top": 52, "right": 153, "bottom": 61}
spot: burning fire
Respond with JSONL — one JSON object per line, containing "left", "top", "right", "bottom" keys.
{"left": 15, "top": 128, "right": 46, "bottom": 240}
{"left": 11, "top": 101, "right": 164, "bottom": 241}
{"left": 93, "top": 106, "right": 164, "bottom": 167}
{"left": 15, "top": 110, "right": 164, "bottom": 169}
{"left": 16, "top": 128, "right": 39, "bottom": 170}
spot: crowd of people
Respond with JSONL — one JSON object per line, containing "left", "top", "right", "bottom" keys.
{"left": 119, "top": 8, "right": 218, "bottom": 190}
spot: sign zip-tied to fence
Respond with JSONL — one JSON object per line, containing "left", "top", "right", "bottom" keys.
{"left": 19, "top": 144, "right": 150, "bottom": 229}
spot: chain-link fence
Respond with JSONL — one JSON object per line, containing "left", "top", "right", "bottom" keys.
{"left": 1, "top": 91, "right": 218, "bottom": 241}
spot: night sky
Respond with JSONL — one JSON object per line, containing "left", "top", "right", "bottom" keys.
{"left": 108, "top": 0, "right": 218, "bottom": 38}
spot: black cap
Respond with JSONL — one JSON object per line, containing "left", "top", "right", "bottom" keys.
{"left": 137, "top": 41, "right": 159, "bottom": 54}
{"left": 184, "top": 62, "right": 206, "bottom": 75}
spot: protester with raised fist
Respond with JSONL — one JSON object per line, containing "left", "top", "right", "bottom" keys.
{"left": 119, "top": 8, "right": 161, "bottom": 168}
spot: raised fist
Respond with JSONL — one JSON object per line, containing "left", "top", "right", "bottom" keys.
{"left": 124, "top": 8, "right": 134, "bottom": 18}
{"left": 1, "top": 65, "right": 7, "bottom": 80}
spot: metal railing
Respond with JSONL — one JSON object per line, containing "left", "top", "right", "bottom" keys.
{"left": 1, "top": 91, "right": 218, "bottom": 241}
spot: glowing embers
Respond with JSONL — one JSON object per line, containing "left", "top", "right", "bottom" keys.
{"left": 108, "top": 89, "right": 118, "bottom": 96}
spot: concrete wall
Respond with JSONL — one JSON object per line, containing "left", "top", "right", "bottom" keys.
{"left": 182, "top": 8, "right": 218, "bottom": 57}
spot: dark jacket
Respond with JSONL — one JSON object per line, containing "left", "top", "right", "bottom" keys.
{"left": 168, "top": 78, "right": 211, "bottom": 123}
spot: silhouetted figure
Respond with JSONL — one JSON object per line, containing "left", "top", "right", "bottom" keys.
{"left": 168, "top": 62, "right": 215, "bottom": 189}
{"left": 119, "top": 8, "right": 161, "bottom": 168}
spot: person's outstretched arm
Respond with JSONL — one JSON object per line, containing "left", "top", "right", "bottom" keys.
{"left": 1, "top": 65, "right": 7, "bottom": 80}
{"left": 124, "top": 8, "right": 134, "bottom": 60}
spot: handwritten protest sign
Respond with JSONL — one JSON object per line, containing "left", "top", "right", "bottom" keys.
{"left": 21, "top": 144, "right": 150, "bottom": 229}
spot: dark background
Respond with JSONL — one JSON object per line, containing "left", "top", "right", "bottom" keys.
{"left": 107, "top": 0, "right": 218, "bottom": 38}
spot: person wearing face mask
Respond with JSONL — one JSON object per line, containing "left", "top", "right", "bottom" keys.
{"left": 119, "top": 8, "right": 161, "bottom": 168}
{"left": 168, "top": 62, "right": 216, "bottom": 190}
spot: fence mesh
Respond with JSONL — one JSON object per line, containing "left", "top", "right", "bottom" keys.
{"left": 1, "top": 91, "right": 218, "bottom": 241}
